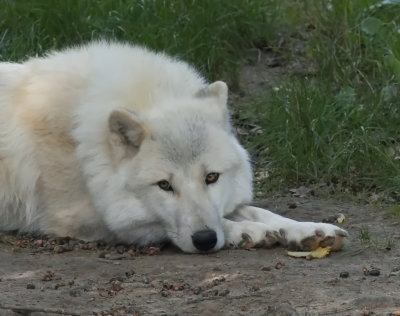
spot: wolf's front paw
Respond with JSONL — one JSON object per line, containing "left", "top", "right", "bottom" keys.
{"left": 280, "top": 222, "right": 348, "bottom": 251}
{"left": 238, "top": 230, "right": 282, "bottom": 249}
{"left": 224, "top": 221, "right": 281, "bottom": 249}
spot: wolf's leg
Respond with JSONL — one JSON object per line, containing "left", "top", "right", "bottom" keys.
{"left": 223, "top": 206, "right": 348, "bottom": 251}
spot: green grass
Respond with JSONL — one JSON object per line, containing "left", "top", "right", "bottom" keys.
{"left": 358, "top": 226, "right": 373, "bottom": 243}
{"left": 240, "top": 0, "right": 400, "bottom": 197}
{"left": 0, "top": 0, "right": 282, "bottom": 85}
{"left": 358, "top": 225, "right": 395, "bottom": 249}
{"left": 1, "top": 0, "right": 399, "bottom": 198}
{"left": 387, "top": 204, "right": 400, "bottom": 218}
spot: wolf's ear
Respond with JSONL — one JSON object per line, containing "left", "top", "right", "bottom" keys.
{"left": 196, "top": 81, "right": 228, "bottom": 108}
{"left": 196, "top": 81, "right": 232, "bottom": 131}
{"left": 108, "top": 109, "right": 148, "bottom": 159}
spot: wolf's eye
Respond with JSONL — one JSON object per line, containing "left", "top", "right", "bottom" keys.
{"left": 158, "top": 180, "right": 173, "bottom": 192}
{"left": 205, "top": 172, "right": 220, "bottom": 185}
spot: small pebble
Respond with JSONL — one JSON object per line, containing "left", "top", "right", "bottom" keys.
{"left": 141, "top": 246, "right": 160, "bottom": 256}
{"left": 41, "top": 271, "right": 54, "bottom": 282}
{"left": 275, "top": 262, "right": 285, "bottom": 269}
{"left": 35, "top": 240, "right": 45, "bottom": 247}
{"left": 322, "top": 215, "right": 338, "bottom": 223}
{"left": 26, "top": 284, "right": 35, "bottom": 289}
{"left": 261, "top": 266, "right": 271, "bottom": 271}
{"left": 69, "top": 289, "right": 82, "bottom": 297}
{"left": 53, "top": 245, "right": 66, "bottom": 253}
{"left": 192, "top": 287, "right": 201, "bottom": 295}
{"left": 116, "top": 245, "right": 126, "bottom": 254}
{"left": 54, "top": 283, "right": 65, "bottom": 290}
{"left": 369, "top": 268, "right": 380, "bottom": 276}
{"left": 339, "top": 271, "right": 349, "bottom": 278}
{"left": 110, "top": 276, "right": 125, "bottom": 283}
{"left": 97, "top": 240, "right": 107, "bottom": 247}
{"left": 389, "top": 267, "right": 400, "bottom": 277}
{"left": 160, "top": 290, "right": 170, "bottom": 297}
{"left": 111, "top": 280, "right": 123, "bottom": 292}
{"left": 250, "top": 284, "right": 260, "bottom": 291}
{"left": 54, "top": 237, "right": 68, "bottom": 245}
{"left": 218, "top": 289, "right": 230, "bottom": 296}
{"left": 172, "top": 285, "right": 184, "bottom": 291}
{"left": 142, "top": 276, "right": 150, "bottom": 284}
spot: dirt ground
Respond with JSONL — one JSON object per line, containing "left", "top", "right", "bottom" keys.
{"left": 0, "top": 197, "right": 399, "bottom": 316}
{"left": 1, "top": 47, "right": 400, "bottom": 316}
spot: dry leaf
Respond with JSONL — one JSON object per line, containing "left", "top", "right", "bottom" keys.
{"left": 287, "top": 247, "right": 331, "bottom": 259}
{"left": 322, "top": 213, "right": 346, "bottom": 224}
{"left": 336, "top": 213, "right": 346, "bottom": 223}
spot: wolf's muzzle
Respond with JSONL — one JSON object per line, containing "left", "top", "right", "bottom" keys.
{"left": 192, "top": 229, "right": 217, "bottom": 251}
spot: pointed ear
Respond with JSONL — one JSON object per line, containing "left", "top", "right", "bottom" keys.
{"left": 108, "top": 109, "right": 148, "bottom": 159}
{"left": 196, "top": 81, "right": 232, "bottom": 131}
{"left": 196, "top": 81, "right": 228, "bottom": 107}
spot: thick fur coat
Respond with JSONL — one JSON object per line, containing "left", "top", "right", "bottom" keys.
{"left": 0, "top": 42, "right": 347, "bottom": 253}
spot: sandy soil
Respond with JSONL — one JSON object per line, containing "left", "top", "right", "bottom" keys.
{"left": 1, "top": 197, "right": 399, "bottom": 316}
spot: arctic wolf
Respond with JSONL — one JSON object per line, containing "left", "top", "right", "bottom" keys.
{"left": 0, "top": 42, "right": 347, "bottom": 253}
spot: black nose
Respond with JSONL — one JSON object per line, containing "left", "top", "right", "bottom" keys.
{"left": 192, "top": 229, "right": 217, "bottom": 251}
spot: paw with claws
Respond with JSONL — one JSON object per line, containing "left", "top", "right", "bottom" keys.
{"left": 224, "top": 219, "right": 348, "bottom": 251}
{"left": 224, "top": 221, "right": 282, "bottom": 249}
{"left": 279, "top": 222, "right": 348, "bottom": 251}
{"left": 238, "top": 230, "right": 282, "bottom": 249}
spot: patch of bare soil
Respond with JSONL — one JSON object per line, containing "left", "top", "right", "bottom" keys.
{"left": 237, "top": 37, "right": 318, "bottom": 96}
{"left": 1, "top": 197, "right": 399, "bottom": 316}
{"left": 1, "top": 44, "right": 399, "bottom": 316}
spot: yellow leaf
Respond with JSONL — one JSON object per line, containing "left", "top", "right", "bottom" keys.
{"left": 309, "top": 246, "right": 332, "bottom": 258}
{"left": 287, "top": 247, "right": 332, "bottom": 259}
{"left": 336, "top": 213, "right": 345, "bottom": 224}
{"left": 287, "top": 250, "right": 312, "bottom": 258}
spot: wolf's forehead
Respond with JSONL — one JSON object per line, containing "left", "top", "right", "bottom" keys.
{"left": 157, "top": 117, "right": 208, "bottom": 165}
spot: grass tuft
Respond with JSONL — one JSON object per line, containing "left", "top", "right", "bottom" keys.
{"left": 241, "top": 0, "right": 400, "bottom": 197}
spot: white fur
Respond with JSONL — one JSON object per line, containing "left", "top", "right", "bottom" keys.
{"left": 0, "top": 42, "right": 347, "bottom": 253}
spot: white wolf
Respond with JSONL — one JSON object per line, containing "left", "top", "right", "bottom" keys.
{"left": 0, "top": 42, "right": 347, "bottom": 253}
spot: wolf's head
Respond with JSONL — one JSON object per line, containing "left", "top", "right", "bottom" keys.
{"left": 106, "top": 81, "right": 253, "bottom": 253}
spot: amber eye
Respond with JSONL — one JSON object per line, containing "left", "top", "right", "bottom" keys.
{"left": 158, "top": 180, "right": 173, "bottom": 192}
{"left": 205, "top": 172, "right": 220, "bottom": 185}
